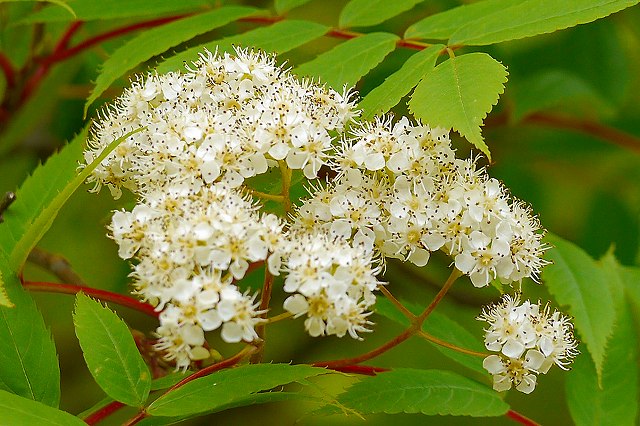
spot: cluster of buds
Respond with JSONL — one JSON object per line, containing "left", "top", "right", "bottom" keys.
{"left": 478, "top": 294, "right": 579, "bottom": 393}
{"left": 84, "top": 46, "right": 576, "bottom": 386}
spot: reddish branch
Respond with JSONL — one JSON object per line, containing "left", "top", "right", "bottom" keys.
{"left": 0, "top": 53, "right": 15, "bottom": 88}
{"left": 83, "top": 401, "right": 125, "bottom": 425}
{"left": 22, "top": 281, "right": 159, "bottom": 317}
{"left": 507, "top": 409, "right": 541, "bottom": 426}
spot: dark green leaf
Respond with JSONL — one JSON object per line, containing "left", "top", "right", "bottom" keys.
{"left": 542, "top": 234, "right": 616, "bottom": 384}
{"left": 274, "top": 0, "right": 312, "bottom": 14}
{"left": 0, "top": 255, "right": 60, "bottom": 407}
{"left": 339, "top": 0, "right": 424, "bottom": 28}
{"left": 374, "top": 298, "right": 485, "bottom": 375}
{"left": 409, "top": 52, "right": 507, "bottom": 159}
{"left": 295, "top": 32, "right": 398, "bottom": 90}
{"left": 319, "top": 369, "right": 508, "bottom": 417}
{"left": 85, "top": 6, "right": 258, "bottom": 114}
{"left": 0, "top": 390, "right": 85, "bottom": 426}
{"left": 404, "top": 0, "right": 520, "bottom": 40}
{"left": 73, "top": 293, "right": 151, "bottom": 407}
{"left": 19, "top": 0, "right": 213, "bottom": 23}
{"left": 449, "top": 0, "right": 640, "bottom": 46}
{"left": 566, "top": 301, "right": 638, "bottom": 425}
{"left": 156, "top": 20, "right": 329, "bottom": 74}
{"left": 511, "top": 69, "right": 612, "bottom": 121}
{"left": 359, "top": 44, "right": 442, "bottom": 119}
{"left": 147, "top": 364, "right": 328, "bottom": 416}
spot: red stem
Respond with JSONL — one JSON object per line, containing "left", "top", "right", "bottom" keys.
{"left": 327, "top": 364, "right": 390, "bottom": 376}
{"left": 22, "top": 281, "right": 158, "bottom": 317}
{"left": 83, "top": 401, "right": 125, "bottom": 426}
{"left": 0, "top": 53, "right": 16, "bottom": 88}
{"left": 53, "top": 21, "right": 84, "bottom": 55}
{"left": 506, "top": 409, "right": 541, "bottom": 426}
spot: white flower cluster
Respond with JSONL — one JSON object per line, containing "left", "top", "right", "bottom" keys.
{"left": 84, "top": 48, "right": 356, "bottom": 199}
{"left": 85, "top": 46, "right": 553, "bottom": 372}
{"left": 477, "top": 294, "right": 578, "bottom": 393}
{"left": 292, "top": 116, "right": 549, "bottom": 288}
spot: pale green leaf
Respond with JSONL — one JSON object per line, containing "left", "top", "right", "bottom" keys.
{"left": 0, "top": 0, "right": 75, "bottom": 18}
{"left": 319, "top": 369, "right": 508, "bottom": 417}
{"left": 0, "top": 254, "right": 60, "bottom": 407}
{"left": 0, "top": 266, "right": 11, "bottom": 307}
{"left": 156, "top": 19, "right": 329, "bottom": 74}
{"left": 374, "top": 298, "right": 485, "bottom": 375}
{"left": 0, "top": 390, "right": 85, "bottom": 426}
{"left": 339, "top": 0, "right": 424, "bottom": 28}
{"left": 511, "top": 69, "right": 612, "bottom": 121}
{"left": 404, "top": 0, "right": 520, "bottom": 40}
{"left": 359, "top": 44, "right": 443, "bottom": 119}
{"left": 0, "top": 127, "right": 141, "bottom": 273}
{"left": 295, "top": 32, "right": 399, "bottom": 90}
{"left": 274, "top": 0, "right": 312, "bottom": 14}
{"left": 147, "top": 364, "right": 328, "bottom": 416}
{"left": 566, "top": 301, "right": 638, "bottom": 426}
{"left": 85, "top": 6, "right": 258, "bottom": 114}
{"left": 73, "top": 293, "right": 151, "bottom": 407}
{"left": 409, "top": 52, "right": 507, "bottom": 159}
{"left": 19, "top": 0, "right": 212, "bottom": 23}
{"left": 449, "top": 0, "right": 640, "bottom": 46}
{"left": 542, "top": 234, "right": 616, "bottom": 384}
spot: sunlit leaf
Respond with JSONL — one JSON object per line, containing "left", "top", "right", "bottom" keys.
{"left": 449, "top": 0, "right": 640, "bottom": 46}
{"left": 0, "top": 390, "right": 85, "bottom": 426}
{"left": 85, "top": 6, "right": 258, "bottom": 114}
{"left": 359, "top": 44, "right": 442, "bottom": 119}
{"left": 274, "top": 0, "right": 312, "bottom": 14}
{"left": 404, "top": 0, "right": 519, "bottom": 40}
{"left": 19, "top": 0, "right": 212, "bottom": 23}
{"left": 339, "top": 0, "right": 424, "bottom": 28}
{"left": 295, "top": 32, "right": 399, "bottom": 90}
{"left": 409, "top": 52, "right": 507, "bottom": 159}
{"left": 0, "top": 255, "right": 60, "bottom": 407}
{"left": 147, "top": 364, "right": 328, "bottom": 416}
{"left": 318, "top": 369, "right": 508, "bottom": 417}
{"left": 156, "top": 20, "right": 329, "bottom": 74}
{"left": 73, "top": 293, "right": 151, "bottom": 406}
{"left": 0, "top": 0, "right": 75, "bottom": 18}
{"left": 542, "top": 234, "right": 616, "bottom": 384}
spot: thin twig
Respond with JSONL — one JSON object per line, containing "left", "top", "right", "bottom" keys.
{"left": 0, "top": 191, "right": 16, "bottom": 223}
{"left": 22, "top": 281, "right": 159, "bottom": 317}
{"left": 27, "top": 247, "right": 86, "bottom": 286}
{"left": 0, "top": 53, "right": 15, "bottom": 88}
{"left": 378, "top": 285, "right": 415, "bottom": 320}
{"left": 83, "top": 401, "right": 125, "bottom": 425}
{"left": 506, "top": 409, "right": 541, "bottom": 426}
{"left": 417, "top": 330, "right": 487, "bottom": 357}
{"left": 250, "top": 268, "right": 274, "bottom": 363}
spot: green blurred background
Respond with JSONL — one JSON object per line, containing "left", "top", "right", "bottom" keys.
{"left": 1, "top": 0, "right": 639, "bottom": 424}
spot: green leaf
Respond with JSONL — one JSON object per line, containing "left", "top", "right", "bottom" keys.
{"left": 359, "top": 44, "right": 443, "bottom": 119}
{"left": 0, "top": 0, "right": 75, "bottom": 18}
{"left": 449, "top": 0, "right": 640, "bottom": 46}
{"left": 404, "top": 0, "right": 520, "bottom": 40}
{"left": 408, "top": 52, "right": 507, "bottom": 159}
{"left": 147, "top": 364, "right": 328, "bottom": 416}
{"left": 339, "top": 0, "right": 424, "bottom": 28}
{"left": 139, "top": 392, "right": 311, "bottom": 426}
{"left": 151, "top": 372, "right": 190, "bottom": 391}
{"left": 0, "top": 390, "right": 85, "bottom": 426}
{"left": 0, "top": 265, "right": 11, "bottom": 307}
{"left": 0, "top": 255, "right": 60, "bottom": 407}
{"left": 0, "top": 127, "right": 141, "bottom": 274}
{"left": 511, "top": 69, "right": 612, "bottom": 121}
{"left": 295, "top": 32, "right": 398, "bottom": 90}
{"left": 19, "top": 0, "right": 212, "bottom": 23}
{"left": 320, "top": 369, "right": 508, "bottom": 417}
{"left": 542, "top": 234, "right": 616, "bottom": 385}
{"left": 156, "top": 19, "right": 329, "bottom": 74}
{"left": 374, "top": 298, "right": 485, "bottom": 375}
{"left": 566, "top": 301, "right": 638, "bottom": 426}
{"left": 274, "top": 0, "right": 313, "bottom": 14}
{"left": 84, "top": 6, "right": 258, "bottom": 115}
{"left": 73, "top": 293, "right": 151, "bottom": 407}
